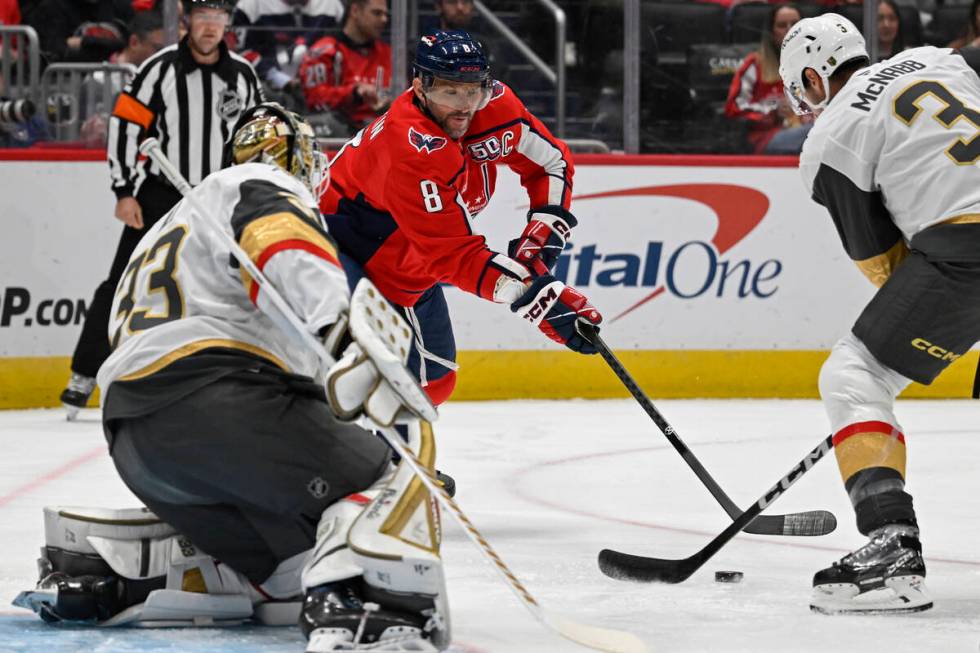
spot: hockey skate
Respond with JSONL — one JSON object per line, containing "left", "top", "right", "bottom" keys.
{"left": 810, "top": 523, "right": 932, "bottom": 615}
{"left": 60, "top": 373, "right": 96, "bottom": 421}
{"left": 301, "top": 421, "right": 450, "bottom": 652}
{"left": 14, "top": 570, "right": 127, "bottom": 624}
{"left": 301, "top": 578, "right": 441, "bottom": 652}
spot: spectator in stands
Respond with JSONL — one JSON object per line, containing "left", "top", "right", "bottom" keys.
{"left": 79, "top": 11, "right": 166, "bottom": 148}
{"left": 433, "top": 0, "right": 474, "bottom": 30}
{"left": 725, "top": 4, "right": 811, "bottom": 154}
{"left": 0, "top": 0, "right": 20, "bottom": 60}
{"left": 111, "top": 10, "right": 165, "bottom": 67}
{"left": 0, "top": 0, "right": 19, "bottom": 29}
{"left": 27, "top": 0, "right": 127, "bottom": 64}
{"left": 718, "top": 0, "right": 857, "bottom": 7}
{"left": 232, "top": 0, "right": 343, "bottom": 93}
{"left": 298, "top": 0, "right": 390, "bottom": 134}
{"left": 948, "top": 0, "right": 980, "bottom": 48}
{"left": 429, "top": 0, "right": 505, "bottom": 72}
{"left": 877, "top": 0, "right": 907, "bottom": 60}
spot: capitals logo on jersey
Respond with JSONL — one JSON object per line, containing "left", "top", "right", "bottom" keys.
{"left": 408, "top": 126, "right": 447, "bottom": 154}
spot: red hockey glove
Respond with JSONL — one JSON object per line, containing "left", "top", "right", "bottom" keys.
{"left": 510, "top": 274, "right": 602, "bottom": 354}
{"left": 507, "top": 206, "right": 577, "bottom": 277}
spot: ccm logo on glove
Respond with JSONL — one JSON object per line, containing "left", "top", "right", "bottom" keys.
{"left": 522, "top": 285, "right": 559, "bottom": 322}
{"left": 511, "top": 275, "right": 602, "bottom": 354}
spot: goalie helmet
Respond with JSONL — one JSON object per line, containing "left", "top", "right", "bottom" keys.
{"left": 226, "top": 103, "right": 329, "bottom": 201}
{"left": 779, "top": 13, "right": 869, "bottom": 115}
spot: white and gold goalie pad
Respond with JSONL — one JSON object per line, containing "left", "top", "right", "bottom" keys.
{"left": 350, "top": 420, "right": 450, "bottom": 650}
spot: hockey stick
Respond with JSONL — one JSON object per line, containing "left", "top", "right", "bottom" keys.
{"left": 140, "top": 138, "right": 647, "bottom": 653}
{"left": 598, "top": 434, "right": 833, "bottom": 584}
{"left": 578, "top": 323, "right": 836, "bottom": 537}
{"left": 374, "top": 421, "right": 647, "bottom": 653}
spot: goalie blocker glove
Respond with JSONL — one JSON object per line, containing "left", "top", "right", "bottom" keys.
{"left": 508, "top": 206, "right": 577, "bottom": 277}
{"left": 511, "top": 274, "right": 602, "bottom": 354}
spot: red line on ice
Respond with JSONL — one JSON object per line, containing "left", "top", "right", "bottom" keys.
{"left": 508, "top": 444, "right": 980, "bottom": 569}
{"left": 0, "top": 446, "right": 106, "bottom": 509}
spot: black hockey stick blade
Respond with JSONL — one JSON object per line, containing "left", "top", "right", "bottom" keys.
{"left": 598, "top": 434, "right": 834, "bottom": 583}
{"left": 577, "top": 321, "right": 837, "bottom": 538}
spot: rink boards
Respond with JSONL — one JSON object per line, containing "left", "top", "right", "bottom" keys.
{"left": 0, "top": 151, "right": 976, "bottom": 408}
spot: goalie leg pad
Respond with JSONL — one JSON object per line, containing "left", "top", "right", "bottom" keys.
{"left": 300, "top": 420, "right": 449, "bottom": 651}
{"left": 349, "top": 420, "right": 449, "bottom": 650}
{"left": 16, "top": 506, "right": 273, "bottom": 626}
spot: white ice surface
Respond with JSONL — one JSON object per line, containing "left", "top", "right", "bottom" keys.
{"left": 1, "top": 399, "right": 978, "bottom": 652}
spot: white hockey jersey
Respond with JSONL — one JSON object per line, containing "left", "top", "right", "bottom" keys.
{"left": 801, "top": 46, "right": 980, "bottom": 247}
{"left": 97, "top": 163, "right": 349, "bottom": 391}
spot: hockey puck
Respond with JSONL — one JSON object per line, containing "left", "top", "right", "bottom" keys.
{"left": 714, "top": 571, "right": 744, "bottom": 583}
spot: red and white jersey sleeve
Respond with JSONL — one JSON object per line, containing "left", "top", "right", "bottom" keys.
{"left": 461, "top": 82, "right": 574, "bottom": 213}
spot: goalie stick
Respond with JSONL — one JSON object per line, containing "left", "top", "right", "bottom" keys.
{"left": 578, "top": 323, "right": 836, "bottom": 538}
{"left": 598, "top": 434, "right": 834, "bottom": 584}
{"left": 141, "top": 138, "right": 647, "bottom": 653}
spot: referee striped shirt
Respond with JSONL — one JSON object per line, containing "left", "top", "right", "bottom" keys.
{"left": 108, "top": 37, "right": 264, "bottom": 198}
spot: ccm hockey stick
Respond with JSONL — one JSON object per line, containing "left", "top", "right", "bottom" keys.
{"left": 598, "top": 434, "right": 834, "bottom": 583}
{"left": 578, "top": 323, "right": 836, "bottom": 538}
{"left": 141, "top": 138, "right": 647, "bottom": 653}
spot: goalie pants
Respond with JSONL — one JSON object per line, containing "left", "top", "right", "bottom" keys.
{"left": 102, "top": 350, "right": 391, "bottom": 585}
{"left": 70, "top": 176, "right": 183, "bottom": 378}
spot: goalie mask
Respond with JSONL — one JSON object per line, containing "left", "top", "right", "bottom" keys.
{"left": 226, "top": 103, "right": 329, "bottom": 201}
{"left": 779, "top": 13, "right": 869, "bottom": 115}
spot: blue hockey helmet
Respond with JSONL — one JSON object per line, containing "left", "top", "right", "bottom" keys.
{"left": 413, "top": 30, "right": 490, "bottom": 85}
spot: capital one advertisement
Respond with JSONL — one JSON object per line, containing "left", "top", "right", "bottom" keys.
{"left": 0, "top": 158, "right": 876, "bottom": 359}
{"left": 445, "top": 163, "right": 876, "bottom": 352}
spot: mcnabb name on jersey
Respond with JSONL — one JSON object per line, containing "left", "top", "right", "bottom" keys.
{"left": 850, "top": 60, "right": 927, "bottom": 112}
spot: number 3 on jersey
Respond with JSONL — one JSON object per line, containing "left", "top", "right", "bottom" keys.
{"left": 420, "top": 180, "right": 443, "bottom": 213}
{"left": 894, "top": 80, "right": 980, "bottom": 165}
{"left": 110, "top": 225, "right": 189, "bottom": 349}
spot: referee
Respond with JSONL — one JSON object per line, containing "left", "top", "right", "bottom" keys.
{"left": 60, "top": 0, "right": 264, "bottom": 418}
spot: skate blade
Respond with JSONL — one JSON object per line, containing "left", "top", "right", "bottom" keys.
{"left": 306, "top": 627, "right": 438, "bottom": 652}
{"left": 811, "top": 575, "right": 933, "bottom": 615}
{"left": 12, "top": 589, "right": 57, "bottom": 615}
{"left": 62, "top": 403, "right": 81, "bottom": 421}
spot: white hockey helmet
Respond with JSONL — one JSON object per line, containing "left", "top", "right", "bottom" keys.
{"left": 779, "top": 13, "right": 869, "bottom": 115}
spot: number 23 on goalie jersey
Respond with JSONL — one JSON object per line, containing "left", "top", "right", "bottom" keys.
{"left": 800, "top": 46, "right": 980, "bottom": 285}
{"left": 98, "top": 163, "right": 349, "bottom": 390}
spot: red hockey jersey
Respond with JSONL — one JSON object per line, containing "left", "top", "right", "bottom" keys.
{"left": 321, "top": 82, "right": 574, "bottom": 307}
{"left": 724, "top": 51, "right": 784, "bottom": 152}
{"left": 299, "top": 33, "right": 391, "bottom": 127}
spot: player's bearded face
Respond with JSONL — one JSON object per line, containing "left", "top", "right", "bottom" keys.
{"left": 417, "top": 78, "right": 486, "bottom": 139}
